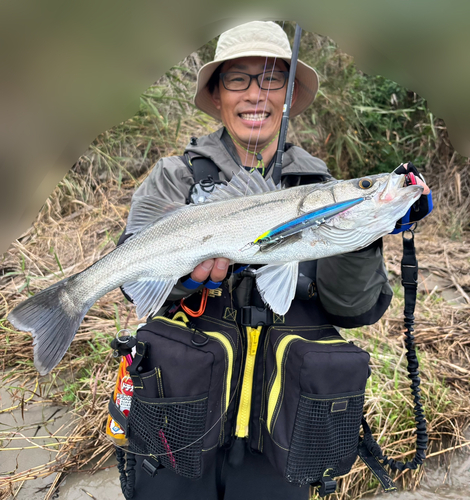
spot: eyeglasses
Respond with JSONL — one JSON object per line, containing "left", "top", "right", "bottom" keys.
{"left": 219, "top": 71, "right": 289, "bottom": 91}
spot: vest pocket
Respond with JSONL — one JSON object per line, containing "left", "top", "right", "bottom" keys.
{"left": 125, "top": 312, "right": 238, "bottom": 478}
{"left": 285, "top": 391, "right": 365, "bottom": 484}
{"left": 261, "top": 326, "right": 370, "bottom": 485}
{"left": 128, "top": 392, "right": 208, "bottom": 478}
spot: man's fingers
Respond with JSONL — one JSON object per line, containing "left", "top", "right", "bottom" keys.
{"left": 415, "top": 178, "right": 430, "bottom": 195}
{"left": 403, "top": 162, "right": 430, "bottom": 195}
{"left": 190, "top": 258, "right": 230, "bottom": 284}
{"left": 191, "top": 259, "right": 215, "bottom": 282}
{"left": 210, "top": 258, "right": 230, "bottom": 282}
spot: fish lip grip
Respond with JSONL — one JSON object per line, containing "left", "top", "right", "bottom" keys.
{"left": 405, "top": 172, "right": 417, "bottom": 186}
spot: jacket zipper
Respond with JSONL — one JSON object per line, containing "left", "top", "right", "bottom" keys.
{"left": 267, "top": 335, "right": 348, "bottom": 433}
{"left": 235, "top": 326, "right": 262, "bottom": 438}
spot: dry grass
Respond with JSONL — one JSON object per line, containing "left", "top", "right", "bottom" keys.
{"left": 0, "top": 183, "right": 139, "bottom": 500}
{"left": 333, "top": 237, "right": 470, "bottom": 499}
{"left": 1, "top": 177, "right": 470, "bottom": 500}
{"left": 1, "top": 42, "right": 469, "bottom": 499}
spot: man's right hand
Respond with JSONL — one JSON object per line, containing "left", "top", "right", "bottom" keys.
{"left": 191, "top": 258, "right": 230, "bottom": 284}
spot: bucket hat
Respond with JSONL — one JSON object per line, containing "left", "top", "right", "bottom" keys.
{"left": 194, "top": 21, "right": 319, "bottom": 120}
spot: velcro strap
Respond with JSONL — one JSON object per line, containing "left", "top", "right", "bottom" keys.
{"left": 108, "top": 393, "right": 129, "bottom": 435}
{"left": 181, "top": 276, "right": 204, "bottom": 290}
{"left": 205, "top": 279, "right": 222, "bottom": 289}
{"left": 358, "top": 439, "right": 397, "bottom": 493}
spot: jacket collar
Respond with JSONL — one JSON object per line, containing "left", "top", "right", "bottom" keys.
{"left": 184, "top": 127, "right": 331, "bottom": 180}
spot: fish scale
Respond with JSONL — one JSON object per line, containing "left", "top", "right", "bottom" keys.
{"left": 8, "top": 169, "right": 423, "bottom": 375}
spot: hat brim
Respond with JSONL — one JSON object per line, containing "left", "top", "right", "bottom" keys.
{"left": 194, "top": 56, "right": 319, "bottom": 121}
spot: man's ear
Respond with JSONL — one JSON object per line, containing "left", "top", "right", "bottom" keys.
{"left": 210, "top": 85, "right": 221, "bottom": 110}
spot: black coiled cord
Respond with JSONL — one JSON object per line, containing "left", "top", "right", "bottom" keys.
{"left": 363, "top": 228, "right": 428, "bottom": 471}
{"left": 116, "top": 446, "right": 136, "bottom": 499}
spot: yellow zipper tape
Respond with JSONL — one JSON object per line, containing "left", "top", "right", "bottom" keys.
{"left": 267, "top": 335, "right": 348, "bottom": 432}
{"left": 235, "top": 326, "right": 262, "bottom": 438}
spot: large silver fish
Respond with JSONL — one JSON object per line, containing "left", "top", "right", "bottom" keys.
{"left": 8, "top": 169, "right": 422, "bottom": 375}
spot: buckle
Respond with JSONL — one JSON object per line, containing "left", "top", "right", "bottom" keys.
{"left": 313, "top": 470, "right": 337, "bottom": 497}
{"left": 142, "top": 458, "right": 159, "bottom": 477}
{"left": 240, "top": 306, "right": 270, "bottom": 326}
{"left": 401, "top": 263, "right": 418, "bottom": 287}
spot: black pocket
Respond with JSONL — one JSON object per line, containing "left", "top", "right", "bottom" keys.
{"left": 262, "top": 326, "right": 370, "bottom": 485}
{"left": 128, "top": 393, "right": 208, "bottom": 479}
{"left": 286, "top": 391, "right": 365, "bottom": 484}
{"left": 126, "top": 312, "right": 240, "bottom": 477}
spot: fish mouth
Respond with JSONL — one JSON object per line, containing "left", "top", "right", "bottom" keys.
{"left": 379, "top": 173, "right": 423, "bottom": 202}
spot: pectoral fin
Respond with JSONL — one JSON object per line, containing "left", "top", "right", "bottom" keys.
{"left": 254, "top": 262, "right": 299, "bottom": 315}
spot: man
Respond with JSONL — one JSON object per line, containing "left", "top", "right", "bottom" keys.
{"left": 120, "top": 21, "right": 430, "bottom": 500}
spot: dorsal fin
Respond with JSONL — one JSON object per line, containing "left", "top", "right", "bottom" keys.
{"left": 126, "top": 196, "right": 185, "bottom": 235}
{"left": 206, "top": 169, "right": 279, "bottom": 202}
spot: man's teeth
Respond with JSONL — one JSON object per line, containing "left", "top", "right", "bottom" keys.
{"left": 240, "top": 113, "right": 269, "bottom": 121}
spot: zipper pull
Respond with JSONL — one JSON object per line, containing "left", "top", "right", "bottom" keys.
{"left": 250, "top": 329, "right": 260, "bottom": 356}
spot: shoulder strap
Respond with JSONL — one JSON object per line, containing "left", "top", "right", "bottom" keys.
{"left": 181, "top": 152, "right": 220, "bottom": 183}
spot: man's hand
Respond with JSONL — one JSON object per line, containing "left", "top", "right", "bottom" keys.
{"left": 402, "top": 162, "right": 430, "bottom": 195}
{"left": 191, "top": 258, "right": 230, "bottom": 284}
{"left": 390, "top": 162, "right": 433, "bottom": 234}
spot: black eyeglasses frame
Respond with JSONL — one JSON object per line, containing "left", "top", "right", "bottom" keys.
{"left": 219, "top": 71, "right": 289, "bottom": 92}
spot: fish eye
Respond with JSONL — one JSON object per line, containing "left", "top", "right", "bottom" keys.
{"left": 358, "top": 178, "right": 373, "bottom": 189}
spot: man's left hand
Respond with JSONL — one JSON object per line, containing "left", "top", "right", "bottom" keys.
{"left": 400, "top": 162, "right": 430, "bottom": 194}
{"left": 390, "top": 162, "right": 433, "bottom": 234}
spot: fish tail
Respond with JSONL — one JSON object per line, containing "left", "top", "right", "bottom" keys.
{"left": 8, "top": 277, "right": 91, "bottom": 375}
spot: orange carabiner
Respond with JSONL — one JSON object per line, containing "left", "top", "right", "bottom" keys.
{"left": 180, "top": 288, "right": 209, "bottom": 318}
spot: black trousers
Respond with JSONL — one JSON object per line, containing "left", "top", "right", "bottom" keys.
{"left": 131, "top": 447, "right": 310, "bottom": 500}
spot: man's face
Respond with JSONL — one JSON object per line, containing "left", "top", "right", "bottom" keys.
{"left": 210, "top": 56, "right": 296, "bottom": 151}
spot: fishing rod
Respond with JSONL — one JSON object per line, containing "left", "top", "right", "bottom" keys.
{"left": 272, "top": 23, "right": 303, "bottom": 186}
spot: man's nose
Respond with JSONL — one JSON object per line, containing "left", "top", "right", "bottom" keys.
{"left": 244, "top": 77, "right": 265, "bottom": 102}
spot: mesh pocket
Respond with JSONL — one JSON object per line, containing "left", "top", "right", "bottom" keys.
{"left": 128, "top": 394, "right": 208, "bottom": 479}
{"left": 285, "top": 392, "right": 364, "bottom": 485}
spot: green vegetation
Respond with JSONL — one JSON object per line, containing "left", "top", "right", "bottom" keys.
{"left": 1, "top": 27, "right": 469, "bottom": 500}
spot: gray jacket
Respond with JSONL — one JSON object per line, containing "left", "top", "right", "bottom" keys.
{"left": 131, "top": 127, "right": 393, "bottom": 325}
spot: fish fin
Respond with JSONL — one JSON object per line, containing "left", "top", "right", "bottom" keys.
{"left": 206, "top": 169, "right": 279, "bottom": 202}
{"left": 126, "top": 196, "right": 185, "bottom": 235}
{"left": 254, "top": 262, "right": 299, "bottom": 315}
{"left": 8, "top": 277, "right": 92, "bottom": 376}
{"left": 123, "top": 278, "right": 178, "bottom": 318}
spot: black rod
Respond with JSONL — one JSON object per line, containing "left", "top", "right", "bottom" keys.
{"left": 272, "top": 24, "right": 302, "bottom": 185}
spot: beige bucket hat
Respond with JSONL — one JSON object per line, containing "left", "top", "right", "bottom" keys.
{"left": 194, "top": 21, "right": 319, "bottom": 120}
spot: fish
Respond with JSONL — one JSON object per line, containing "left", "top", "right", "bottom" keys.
{"left": 8, "top": 169, "right": 423, "bottom": 375}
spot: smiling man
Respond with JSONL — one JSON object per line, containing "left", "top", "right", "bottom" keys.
{"left": 117, "top": 21, "right": 431, "bottom": 500}
{"left": 210, "top": 57, "right": 291, "bottom": 156}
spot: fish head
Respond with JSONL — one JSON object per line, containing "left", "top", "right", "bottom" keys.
{"left": 301, "top": 172, "right": 424, "bottom": 235}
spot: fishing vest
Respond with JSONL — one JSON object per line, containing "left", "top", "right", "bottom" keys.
{"left": 110, "top": 153, "right": 427, "bottom": 497}
{"left": 112, "top": 282, "right": 372, "bottom": 495}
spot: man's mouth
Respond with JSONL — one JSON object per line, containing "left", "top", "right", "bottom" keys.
{"left": 239, "top": 112, "right": 270, "bottom": 122}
